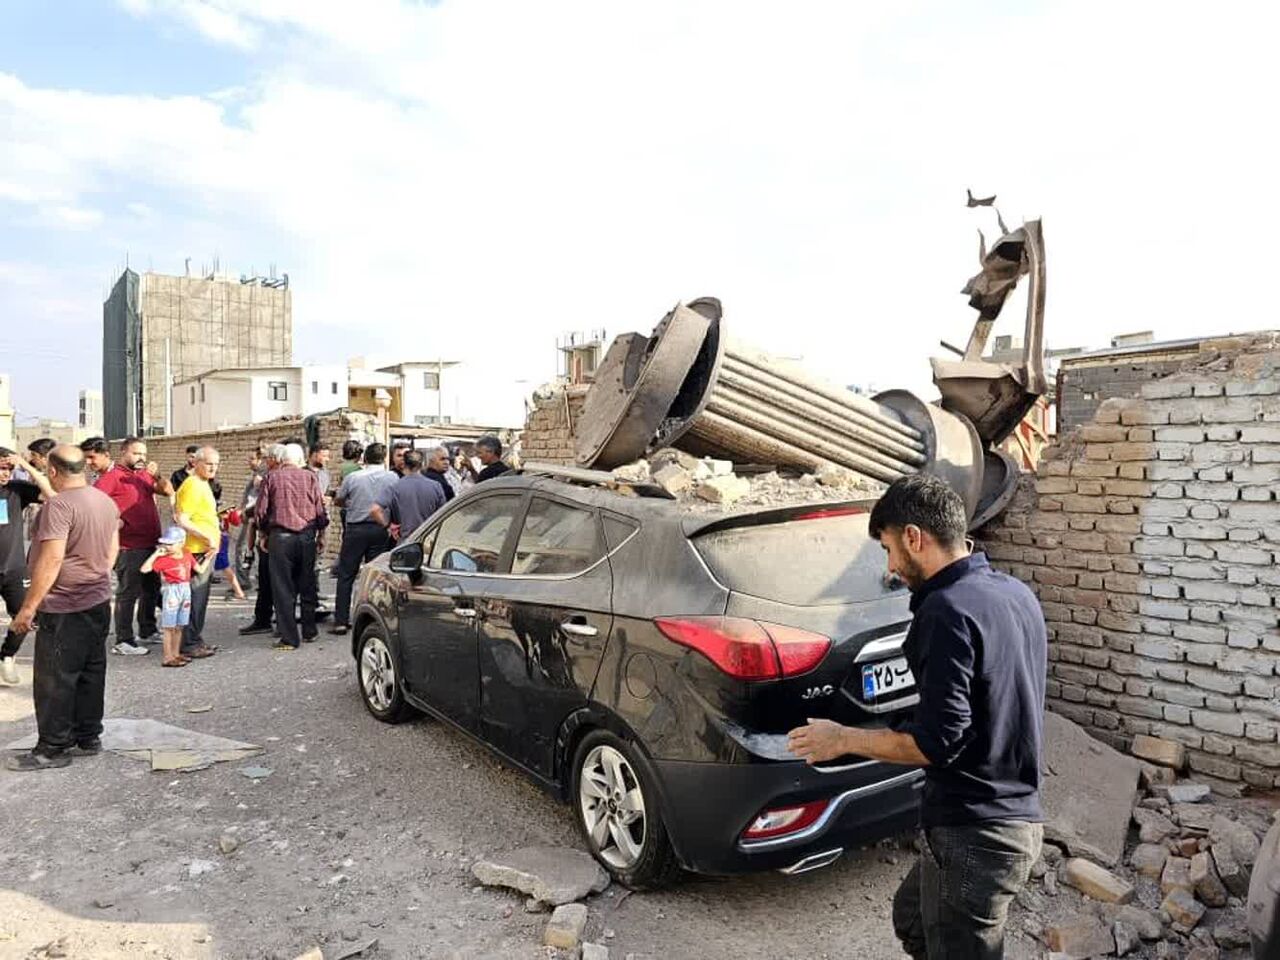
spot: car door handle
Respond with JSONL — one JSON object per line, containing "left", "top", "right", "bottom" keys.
{"left": 453, "top": 607, "right": 477, "bottom": 619}
{"left": 560, "top": 621, "right": 598, "bottom": 638}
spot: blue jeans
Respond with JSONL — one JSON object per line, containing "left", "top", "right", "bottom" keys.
{"left": 892, "top": 820, "right": 1043, "bottom": 960}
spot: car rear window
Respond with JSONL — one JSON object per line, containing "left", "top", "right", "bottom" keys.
{"left": 692, "top": 512, "right": 897, "bottom": 606}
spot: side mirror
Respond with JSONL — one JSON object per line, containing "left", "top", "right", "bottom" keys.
{"left": 442, "top": 548, "right": 479, "bottom": 573}
{"left": 389, "top": 541, "right": 424, "bottom": 574}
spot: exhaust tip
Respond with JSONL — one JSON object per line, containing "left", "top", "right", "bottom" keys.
{"left": 778, "top": 847, "right": 844, "bottom": 876}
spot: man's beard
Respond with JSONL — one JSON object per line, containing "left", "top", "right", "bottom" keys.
{"left": 899, "top": 555, "right": 927, "bottom": 592}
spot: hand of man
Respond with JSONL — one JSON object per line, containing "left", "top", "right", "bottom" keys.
{"left": 787, "top": 718, "right": 851, "bottom": 764}
{"left": 10, "top": 607, "right": 35, "bottom": 636}
{"left": 146, "top": 461, "right": 159, "bottom": 477}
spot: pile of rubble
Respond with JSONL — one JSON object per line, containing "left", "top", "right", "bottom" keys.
{"left": 1023, "top": 729, "right": 1271, "bottom": 959}
{"left": 610, "top": 448, "right": 883, "bottom": 510}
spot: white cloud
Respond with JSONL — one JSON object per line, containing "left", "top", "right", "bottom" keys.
{"left": 6, "top": 1, "right": 1280, "bottom": 425}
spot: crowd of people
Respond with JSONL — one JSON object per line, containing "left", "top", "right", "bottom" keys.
{"left": 0, "top": 431, "right": 512, "bottom": 770}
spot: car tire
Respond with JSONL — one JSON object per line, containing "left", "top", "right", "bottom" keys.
{"left": 570, "top": 729, "right": 681, "bottom": 890}
{"left": 356, "top": 624, "right": 412, "bottom": 724}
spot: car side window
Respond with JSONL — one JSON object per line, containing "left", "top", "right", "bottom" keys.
{"left": 427, "top": 494, "right": 523, "bottom": 574}
{"left": 511, "top": 498, "right": 606, "bottom": 576}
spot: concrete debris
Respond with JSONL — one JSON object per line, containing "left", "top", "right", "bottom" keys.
{"left": 1041, "top": 712, "right": 1142, "bottom": 867}
{"left": 1210, "top": 840, "right": 1250, "bottom": 898}
{"left": 1044, "top": 916, "right": 1116, "bottom": 959}
{"left": 1061, "top": 858, "right": 1134, "bottom": 904}
{"left": 544, "top": 903, "right": 589, "bottom": 950}
{"left": 1161, "top": 888, "right": 1206, "bottom": 932}
{"left": 292, "top": 949, "right": 323, "bottom": 960}
{"left": 1112, "top": 921, "right": 1139, "bottom": 957}
{"left": 1185, "top": 948, "right": 1219, "bottom": 960}
{"left": 1138, "top": 762, "right": 1177, "bottom": 790}
{"left": 582, "top": 944, "right": 610, "bottom": 960}
{"left": 471, "top": 845, "right": 609, "bottom": 906}
{"left": 332, "top": 939, "right": 379, "bottom": 960}
{"left": 610, "top": 460, "right": 650, "bottom": 484}
{"left": 1211, "top": 916, "right": 1252, "bottom": 948}
{"left": 1132, "top": 808, "right": 1177, "bottom": 844}
{"left": 1165, "top": 783, "right": 1211, "bottom": 805}
{"left": 1190, "top": 851, "right": 1229, "bottom": 907}
{"left": 1131, "top": 734, "right": 1186, "bottom": 771}
{"left": 1174, "top": 837, "right": 1202, "bottom": 858}
{"left": 218, "top": 834, "right": 239, "bottom": 855}
{"left": 696, "top": 474, "right": 752, "bottom": 506}
{"left": 1174, "top": 804, "right": 1214, "bottom": 834}
{"left": 187, "top": 859, "right": 217, "bottom": 879}
{"left": 1129, "top": 843, "right": 1169, "bottom": 879}
{"left": 651, "top": 462, "right": 693, "bottom": 496}
{"left": 1100, "top": 904, "right": 1164, "bottom": 941}
{"left": 1160, "top": 857, "right": 1194, "bottom": 896}
{"left": 1208, "top": 814, "right": 1260, "bottom": 867}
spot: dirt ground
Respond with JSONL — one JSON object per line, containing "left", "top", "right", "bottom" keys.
{"left": 0, "top": 587, "right": 1156, "bottom": 960}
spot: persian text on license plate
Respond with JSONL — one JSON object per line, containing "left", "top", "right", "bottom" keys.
{"left": 862, "top": 657, "right": 916, "bottom": 700}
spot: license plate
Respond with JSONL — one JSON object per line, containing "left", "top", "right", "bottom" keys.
{"left": 862, "top": 657, "right": 916, "bottom": 700}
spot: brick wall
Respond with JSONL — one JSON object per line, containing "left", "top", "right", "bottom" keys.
{"left": 521, "top": 385, "right": 588, "bottom": 465}
{"left": 978, "top": 337, "right": 1280, "bottom": 788}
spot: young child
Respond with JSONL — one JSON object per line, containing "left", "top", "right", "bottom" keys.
{"left": 141, "top": 526, "right": 212, "bottom": 668}
{"left": 215, "top": 507, "right": 245, "bottom": 601}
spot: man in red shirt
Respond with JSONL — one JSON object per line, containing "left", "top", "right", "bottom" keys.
{"left": 93, "top": 438, "right": 173, "bottom": 656}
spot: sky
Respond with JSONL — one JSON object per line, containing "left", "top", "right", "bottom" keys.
{"left": 2, "top": 0, "right": 1279, "bottom": 427}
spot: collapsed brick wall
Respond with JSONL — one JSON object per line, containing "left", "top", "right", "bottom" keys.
{"left": 979, "top": 336, "right": 1280, "bottom": 788}
{"left": 520, "top": 385, "right": 589, "bottom": 465}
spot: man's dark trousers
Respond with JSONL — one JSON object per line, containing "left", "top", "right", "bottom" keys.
{"left": 892, "top": 820, "right": 1042, "bottom": 960}
{"left": 180, "top": 557, "right": 213, "bottom": 655}
{"left": 268, "top": 530, "right": 317, "bottom": 647}
{"left": 251, "top": 543, "right": 274, "bottom": 627}
{"left": 334, "top": 522, "right": 390, "bottom": 625}
{"left": 0, "top": 570, "right": 29, "bottom": 658}
{"left": 32, "top": 603, "right": 111, "bottom": 755}
{"left": 113, "top": 547, "right": 159, "bottom": 643}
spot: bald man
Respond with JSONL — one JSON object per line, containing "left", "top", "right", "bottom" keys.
{"left": 7, "top": 444, "right": 120, "bottom": 772}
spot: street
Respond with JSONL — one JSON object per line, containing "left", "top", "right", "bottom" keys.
{"left": 0, "top": 594, "right": 1028, "bottom": 960}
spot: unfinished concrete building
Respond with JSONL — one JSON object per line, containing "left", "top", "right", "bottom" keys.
{"left": 103, "top": 267, "right": 292, "bottom": 438}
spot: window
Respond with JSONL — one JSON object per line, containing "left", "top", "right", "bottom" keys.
{"left": 428, "top": 494, "right": 523, "bottom": 573}
{"left": 331, "top": 382, "right": 339, "bottom": 394}
{"left": 512, "top": 498, "right": 605, "bottom": 576}
{"left": 602, "top": 515, "right": 639, "bottom": 553}
{"left": 190, "top": 386, "right": 196, "bottom": 405}
{"left": 199, "top": 382, "right": 205, "bottom": 402}
{"left": 311, "top": 380, "right": 318, "bottom": 395}
{"left": 424, "top": 371, "right": 440, "bottom": 390}
{"left": 269, "top": 381, "right": 288, "bottom": 401}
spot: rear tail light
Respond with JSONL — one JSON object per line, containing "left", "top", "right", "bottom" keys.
{"left": 742, "top": 799, "right": 831, "bottom": 841}
{"left": 653, "top": 616, "right": 831, "bottom": 680}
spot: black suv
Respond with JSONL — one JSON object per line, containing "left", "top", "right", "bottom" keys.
{"left": 348, "top": 469, "right": 922, "bottom": 888}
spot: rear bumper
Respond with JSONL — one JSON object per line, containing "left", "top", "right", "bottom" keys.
{"left": 651, "top": 756, "right": 923, "bottom": 875}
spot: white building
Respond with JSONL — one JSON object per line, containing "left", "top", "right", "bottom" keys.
{"left": 78, "top": 388, "right": 103, "bottom": 435}
{"left": 170, "top": 360, "right": 508, "bottom": 434}
{"left": 0, "top": 374, "right": 15, "bottom": 450}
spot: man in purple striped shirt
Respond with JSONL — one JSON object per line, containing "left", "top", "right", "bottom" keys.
{"left": 255, "top": 444, "right": 329, "bottom": 650}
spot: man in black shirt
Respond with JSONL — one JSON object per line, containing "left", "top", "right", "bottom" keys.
{"left": 788, "top": 474, "right": 1046, "bottom": 960}
{"left": 0, "top": 448, "right": 54, "bottom": 685}
{"left": 466, "top": 435, "right": 510, "bottom": 483}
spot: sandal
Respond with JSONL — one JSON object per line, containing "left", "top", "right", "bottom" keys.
{"left": 162, "top": 657, "right": 190, "bottom": 668}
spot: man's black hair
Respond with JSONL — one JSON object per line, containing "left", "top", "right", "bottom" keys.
{"left": 868, "top": 474, "right": 967, "bottom": 548}
{"left": 476, "top": 435, "right": 502, "bottom": 458}
{"left": 0, "top": 447, "right": 13, "bottom": 458}
{"left": 280, "top": 436, "right": 303, "bottom": 448}
{"left": 341, "top": 440, "right": 363, "bottom": 461}
{"left": 403, "top": 449, "right": 424, "bottom": 471}
{"left": 391, "top": 439, "right": 410, "bottom": 450}
{"left": 363, "top": 442, "right": 387, "bottom": 465}
{"left": 27, "top": 438, "right": 56, "bottom": 457}
{"left": 185, "top": 444, "right": 200, "bottom": 455}
{"left": 49, "top": 447, "right": 87, "bottom": 475}
{"left": 120, "top": 436, "right": 144, "bottom": 451}
{"left": 80, "top": 436, "right": 110, "bottom": 455}
{"left": 309, "top": 441, "right": 329, "bottom": 455}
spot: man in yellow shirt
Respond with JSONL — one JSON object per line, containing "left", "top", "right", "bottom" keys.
{"left": 174, "top": 446, "right": 221, "bottom": 660}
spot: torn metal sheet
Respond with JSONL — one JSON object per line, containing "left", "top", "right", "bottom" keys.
{"left": 4, "top": 717, "right": 263, "bottom": 772}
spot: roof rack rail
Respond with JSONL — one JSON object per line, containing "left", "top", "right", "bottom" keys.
{"left": 517, "top": 461, "right": 675, "bottom": 500}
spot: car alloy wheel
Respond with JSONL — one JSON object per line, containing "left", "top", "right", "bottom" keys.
{"left": 357, "top": 627, "right": 411, "bottom": 723}
{"left": 578, "top": 744, "right": 647, "bottom": 870}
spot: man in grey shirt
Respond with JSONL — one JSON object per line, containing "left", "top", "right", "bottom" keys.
{"left": 371, "top": 449, "right": 446, "bottom": 543}
{"left": 329, "top": 443, "right": 398, "bottom": 635}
